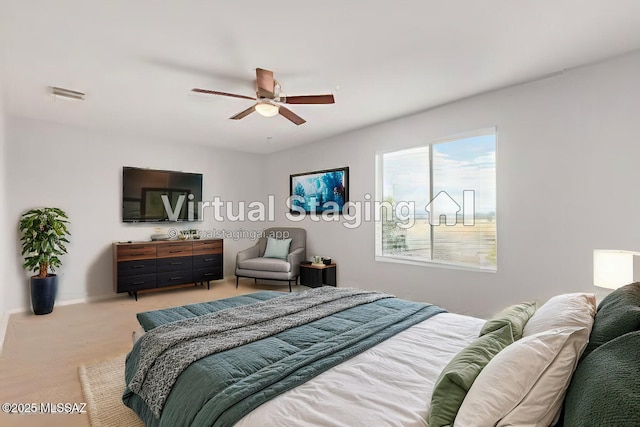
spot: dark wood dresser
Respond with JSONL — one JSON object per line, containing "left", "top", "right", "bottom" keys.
{"left": 112, "top": 239, "right": 223, "bottom": 300}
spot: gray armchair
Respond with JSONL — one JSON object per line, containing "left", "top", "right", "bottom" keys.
{"left": 235, "top": 227, "right": 306, "bottom": 292}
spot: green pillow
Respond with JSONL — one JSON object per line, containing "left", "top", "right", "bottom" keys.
{"left": 428, "top": 324, "right": 514, "bottom": 427}
{"left": 263, "top": 237, "right": 292, "bottom": 260}
{"left": 583, "top": 282, "right": 640, "bottom": 358}
{"left": 564, "top": 331, "right": 640, "bottom": 427}
{"left": 480, "top": 301, "right": 536, "bottom": 340}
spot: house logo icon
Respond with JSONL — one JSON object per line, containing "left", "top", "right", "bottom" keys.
{"left": 425, "top": 190, "right": 475, "bottom": 226}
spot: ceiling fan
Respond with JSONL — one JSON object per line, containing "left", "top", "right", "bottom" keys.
{"left": 192, "top": 68, "right": 335, "bottom": 125}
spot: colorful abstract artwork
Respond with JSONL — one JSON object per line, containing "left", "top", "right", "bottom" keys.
{"left": 290, "top": 167, "right": 349, "bottom": 214}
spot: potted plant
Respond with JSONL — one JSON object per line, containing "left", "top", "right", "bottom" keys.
{"left": 19, "top": 207, "right": 70, "bottom": 315}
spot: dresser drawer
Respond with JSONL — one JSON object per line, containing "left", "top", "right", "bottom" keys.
{"left": 113, "top": 239, "right": 223, "bottom": 298}
{"left": 117, "top": 244, "right": 157, "bottom": 261}
{"left": 193, "top": 267, "right": 223, "bottom": 282}
{"left": 193, "top": 254, "right": 222, "bottom": 269}
{"left": 157, "top": 242, "right": 193, "bottom": 258}
{"left": 118, "top": 274, "right": 157, "bottom": 292}
{"left": 193, "top": 240, "right": 223, "bottom": 255}
{"left": 118, "top": 259, "right": 156, "bottom": 277}
{"left": 157, "top": 270, "right": 193, "bottom": 287}
{"left": 157, "top": 256, "right": 193, "bottom": 273}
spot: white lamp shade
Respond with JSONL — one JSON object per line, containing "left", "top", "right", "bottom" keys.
{"left": 593, "top": 250, "right": 636, "bottom": 289}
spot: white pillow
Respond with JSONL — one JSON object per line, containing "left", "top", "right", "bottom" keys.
{"left": 498, "top": 293, "right": 596, "bottom": 426}
{"left": 454, "top": 327, "right": 585, "bottom": 427}
{"left": 523, "top": 292, "right": 596, "bottom": 336}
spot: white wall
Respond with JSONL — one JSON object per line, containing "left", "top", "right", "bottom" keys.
{"left": 4, "top": 51, "right": 639, "bottom": 318}
{"left": 4, "top": 118, "right": 267, "bottom": 311}
{"left": 265, "top": 51, "right": 640, "bottom": 318}
{"left": 0, "top": 73, "right": 7, "bottom": 316}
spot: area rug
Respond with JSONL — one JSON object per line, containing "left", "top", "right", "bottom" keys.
{"left": 78, "top": 354, "right": 144, "bottom": 427}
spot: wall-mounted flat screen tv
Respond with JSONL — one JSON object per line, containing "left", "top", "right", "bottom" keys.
{"left": 122, "top": 167, "right": 203, "bottom": 222}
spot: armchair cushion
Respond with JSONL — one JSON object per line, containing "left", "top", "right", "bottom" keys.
{"left": 237, "top": 257, "right": 291, "bottom": 273}
{"left": 263, "top": 237, "right": 292, "bottom": 260}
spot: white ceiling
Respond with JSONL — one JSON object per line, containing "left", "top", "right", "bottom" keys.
{"left": 2, "top": 1, "right": 640, "bottom": 154}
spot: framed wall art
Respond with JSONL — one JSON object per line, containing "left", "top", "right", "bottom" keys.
{"left": 289, "top": 167, "right": 349, "bottom": 214}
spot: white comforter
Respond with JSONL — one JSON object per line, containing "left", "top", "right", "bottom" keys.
{"left": 236, "top": 312, "right": 484, "bottom": 427}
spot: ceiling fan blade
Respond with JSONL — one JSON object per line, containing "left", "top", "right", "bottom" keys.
{"left": 230, "top": 104, "right": 257, "bottom": 120}
{"left": 278, "top": 105, "right": 306, "bottom": 125}
{"left": 281, "top": 94, "right": 335, "bottom": 104}
{"left": 256, "top": 68, "right": 275, "bottom": 98}
{"left": 192, "top": 88, "right": 256, "bottom": 101}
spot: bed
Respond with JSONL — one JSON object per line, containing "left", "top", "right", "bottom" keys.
{"left": 123, "top": 284, "right": 640, "bottom": 427}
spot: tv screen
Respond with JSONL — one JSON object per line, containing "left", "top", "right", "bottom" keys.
{"left": 122, "top": 167, "right": 203, "bottom": 222}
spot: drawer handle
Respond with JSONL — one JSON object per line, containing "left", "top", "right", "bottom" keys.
{"left": 203, "top": 273, "right": 215, "bottom": 277}
{"left": 170, "top": 276, "right": 183, "bottom": 280}
{"left": 169, "top": 250, "right": 183, "bottom": 253}
{"left": 129, "top": 253, "right": 146, "bottom": 257}
{"left": 204, "top": 258, "right": 214, "bottom": 262}
{"left": 132, "top": 265, "right": 145, "bottom": 268}
{"left": 132, "top": 281, "right": 145, "bottom": 285}
{"left": 170, "top": 262, "right": 183, "bottom": 265}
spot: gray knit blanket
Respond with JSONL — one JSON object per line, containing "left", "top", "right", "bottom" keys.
{"left": 128, "top": 287, "right": 394, "bottom": 418}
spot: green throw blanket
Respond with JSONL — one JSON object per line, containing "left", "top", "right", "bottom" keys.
{"left": 123, "top": 289, "right": 445, "bottom": 427}
{"left": 129, "top": 288, "right": 393, "bottom": 417}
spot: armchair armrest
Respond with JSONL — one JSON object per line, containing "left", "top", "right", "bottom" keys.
{"left": 236, "top": 243, "right": 260, "bottom": 265}
{"left": 288, "top": 247, "right": 305, "bottom": 276}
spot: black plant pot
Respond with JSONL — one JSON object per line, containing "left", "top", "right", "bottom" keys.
{"left": 30, "top": 274, "right": 58, "bottom": 315}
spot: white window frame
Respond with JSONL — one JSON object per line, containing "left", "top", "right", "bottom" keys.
{"left": 374, "top": 127, "right": 497, "bottom": 272}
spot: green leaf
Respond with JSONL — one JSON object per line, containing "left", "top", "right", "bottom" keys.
{"left": 18, "top": 207, "right": 71, "bottom": 276}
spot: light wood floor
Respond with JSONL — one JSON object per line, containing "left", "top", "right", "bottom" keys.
{"left": 0, "top": 278, "right": 306, "bottom": 427}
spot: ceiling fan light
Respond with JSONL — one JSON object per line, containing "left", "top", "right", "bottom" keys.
{"left": 255, "top": 102, "right": 279, "bottom": 118}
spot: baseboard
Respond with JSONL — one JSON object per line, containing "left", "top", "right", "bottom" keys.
{"left": 0, "top": 312, "right": 9, "bottom": 355}
{"left": 56, "top": 298, "right": 87, "bottom": 307}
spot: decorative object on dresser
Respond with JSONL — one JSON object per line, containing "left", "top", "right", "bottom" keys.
{"left": 150, "top": 234, "right": 170, "bottom": 241}
{"left": 113, "top": 239, "right": 223, "bottom": 300}
{"left": 19, "top": 207, "right": 71, "bottom": 315}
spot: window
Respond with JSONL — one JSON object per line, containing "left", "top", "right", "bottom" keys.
{"left": 375, "top": 129, "right": 496, "bottom": 271}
